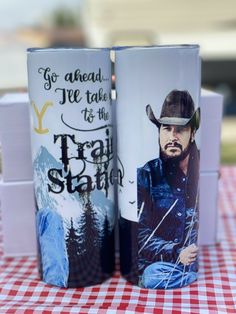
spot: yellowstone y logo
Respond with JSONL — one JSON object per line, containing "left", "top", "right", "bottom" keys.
{"left": 32, "top": 101, "right": 53, "bottom": 134}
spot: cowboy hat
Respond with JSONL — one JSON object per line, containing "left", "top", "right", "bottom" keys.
{"left": 146, "top": 90, "right": 200, "bottom": 129}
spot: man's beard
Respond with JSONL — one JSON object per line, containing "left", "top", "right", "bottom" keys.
{"left": 160, "top": 141, "right": 192, "bottom": 164}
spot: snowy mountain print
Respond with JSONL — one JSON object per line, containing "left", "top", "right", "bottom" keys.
{"left": 33, "top": 145, "right": 115, "bottom": 287}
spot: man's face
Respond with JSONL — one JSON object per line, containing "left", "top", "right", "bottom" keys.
{"left": 159, "top": 124, "right": 193, "bottom": 159}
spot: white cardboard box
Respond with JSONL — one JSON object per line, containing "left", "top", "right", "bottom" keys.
{"left": 200, "top": 89, "right": 223, "bottom": 172}
{"left": 199, "top": 172, "right": 219, "bottom": 246}
{"left": 0, "top": 180, "right": 37, "bottom": 257}
{"left": 0, "top": 93, "right": 33, "bottom": 182}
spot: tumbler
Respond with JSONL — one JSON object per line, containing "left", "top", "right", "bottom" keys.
{"left": 27, "top": 48, "right": 115, "bottom": 288}
{"left": 115, "top": 45, "right": 201, "bottom": 289}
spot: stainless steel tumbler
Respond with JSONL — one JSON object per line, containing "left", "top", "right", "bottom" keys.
{"left": 27, "top": 48, "right": 115, "bottom": 287}
{"left": 115, "top": 45, "right": 201, "bottom": 289}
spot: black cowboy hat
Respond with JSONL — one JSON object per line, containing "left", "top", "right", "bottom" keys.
{"left": 146, "top": 90, "right": 200, "bottom": 130}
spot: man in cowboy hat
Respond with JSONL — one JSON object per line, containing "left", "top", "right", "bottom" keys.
{"left": 137, "top": 89, "right": 200, "bottom": 289}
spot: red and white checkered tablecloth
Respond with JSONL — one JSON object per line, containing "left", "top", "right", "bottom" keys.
{"left": 0, "top": 166, "right": 236, "bottom": 314}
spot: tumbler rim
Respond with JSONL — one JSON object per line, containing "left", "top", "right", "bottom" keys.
{"left": 27, "top": 47, "right": 110, "bottom": 53}
{"left": 113, "top": 44, "right": 199, "bottom": 51}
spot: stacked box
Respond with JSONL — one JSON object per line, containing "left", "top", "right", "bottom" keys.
{"left": 199, "top": 89, "right": 223, "bottom": 245}
{"left": 0, "top": 93, "right": 36, "bottom": 257}
{"left": 0, "top": 180, "right": 36, "bottom": 257}
{"left": 0, "top": 93, "right": 33, "bottom": 181}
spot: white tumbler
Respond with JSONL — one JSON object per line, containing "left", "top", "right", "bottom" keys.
{"left": 115, "top": 45, "right": 201, "bottom": 289}
{"left": 27, "top": 48, "right": 115, "bottom": 288}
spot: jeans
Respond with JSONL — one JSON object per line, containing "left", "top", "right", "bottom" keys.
{"left": 141, "top": 261, "right": 197, "bottom": 289}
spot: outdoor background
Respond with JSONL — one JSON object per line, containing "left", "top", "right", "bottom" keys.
{"left": 0, "top": 0, "right": 235, "bottom": 164}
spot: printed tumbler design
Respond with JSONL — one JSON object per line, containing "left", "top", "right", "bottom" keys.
{"left": 27, "top": 48, "right": 115, "bottom": 288}
{"left": 115, "top": 45, "right": 201, "bottom": 289}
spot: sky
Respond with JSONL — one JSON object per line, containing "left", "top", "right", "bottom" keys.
{"left": 0, "top": 0, "right": 84, "bottom": 88}
{"left": 0, "top": 0, "right": 83, "bottom": 30}
{"left": 0, "top": 0, "right": 236, "bottom": 89}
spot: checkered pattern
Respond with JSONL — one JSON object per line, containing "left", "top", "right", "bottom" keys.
{"left": 0, "top": 166, "right": 236, "bottom": 313}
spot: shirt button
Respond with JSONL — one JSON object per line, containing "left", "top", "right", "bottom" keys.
{"left": 174, "top": 238, "right": 179, "bottom": 243}
{"left": 177, "top": 212, "right": 182, "bottom": 216}
{"left": 177, "top": 188, "right": 181, "bottom": 191}
{"left": 182, "top": 178, "right": 186, "bottom": 182}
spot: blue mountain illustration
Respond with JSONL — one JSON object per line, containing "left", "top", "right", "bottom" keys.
{"left": 69, "top": 176, "right": 115, "bottom": 228}
{"left": 90, "top": 189, "right": 115, "bottom": 229}
{"left": 33, "top": 145, "right": 114, "bottom": 227}
{"left": 34, "top": 146, "right": 115, "bottom": 288}
{"left": 34, "top": 145, "right": 62, "bottom": 172}
{"left": 33, "top": 146, "right": 63, "bottom": 212}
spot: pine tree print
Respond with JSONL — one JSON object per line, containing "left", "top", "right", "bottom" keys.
{"left": 77, "top": 198, "right": 103, "bottom": 285}
{"left": 101, "top": 214, "right": 115, "bottom": 274}
{"left": 65, "top": 217, "right": 81, "bottom": 286}
{"left": 66, "top": 218, "right": 80, "bottom": 258}
{"left": 66, "top": 192, "right": 113, "bottom": 287}
{"left": 79, "top": 199, "right": 100, "bottom": 254}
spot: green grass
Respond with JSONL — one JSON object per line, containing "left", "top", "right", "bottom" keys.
{"left": 221, "top": 117, "right": 236, "bottom": 165}
{"left": 221, "top": 142, "right": 236, "bottom": 165}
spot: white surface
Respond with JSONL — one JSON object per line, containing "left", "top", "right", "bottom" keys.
{"left": 199, "top": 172, "right": 219, "bottom": 246}
{"left": 0, "top": 180, "right": 37, "bottom": 257}
{"left": 200, "top": 89, "right": 223, "bottom": 172}
{"left": 0, "top": 93, "right": 29, "bottom": 103}
{"left": 0, "top": 94, "right": 33, "bottom": 182}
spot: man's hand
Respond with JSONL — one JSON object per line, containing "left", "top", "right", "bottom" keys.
{"left": 179, "top": 244, "right": 198, "bottom": 266}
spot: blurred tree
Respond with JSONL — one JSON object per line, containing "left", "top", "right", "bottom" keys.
{"left": 45, "top": 6, "right": 86, "bottom": 47}
{"left": 51, "top": 7, "right": 79, "bottom": 28}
